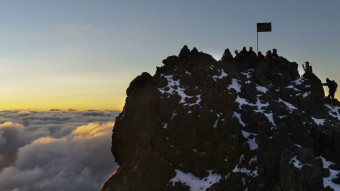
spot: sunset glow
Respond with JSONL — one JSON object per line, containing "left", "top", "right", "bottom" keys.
{"left": 0, "top": 1, "right": 339, "bottom": 111}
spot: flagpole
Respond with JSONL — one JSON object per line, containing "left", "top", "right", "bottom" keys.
{"left": 257, "top": 31, "right": 258, "bottom": 53}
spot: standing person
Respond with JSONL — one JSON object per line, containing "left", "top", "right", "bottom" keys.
{"left": 240, "top": 46, "right": 248, "bottom": 56}
{"left": 322, "top": 78, "right": 338, "bottom": 101}
{"left": 272, "top": 49, "right": 278, "bottom": 59}
{"left": 257, "top": 51, "right": 265, "bottom": 61}
{"left": 234, "top": 50, "right": 239, "bottom": 56}
{"left": 220, "top": 48, "right": 233, "bottom": 62}
{"left": 249, "top": 47, "right": 257, "bottom": 61}
{"left": 265, "top": 50, "right": 272, "bottom": 61}
{"left": 302, "top": 61, "right": 313, "bottom": 73}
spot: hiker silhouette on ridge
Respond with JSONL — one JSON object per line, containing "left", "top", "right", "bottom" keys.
{"left": 265, "top": 50, "right": 272, "bottom": 61}
{"left": 272, "top": 49, "right": 278, "bottom": 59}
{"left": 302, "top": 61, "right": 313, "bottom": 73}
{"left": 220, "top": 48, "right": 233, "bottom": 62}
{"left": 249, "top": 47, "right": 257, "bottom": 62}
{"left": 240, "top": 46, "right": 248, "bottom": 55}
{"left": 257, "top": 51, "right": 265, "bottom": 61}
{"left": 322, "top": 78, "right": 338, "bottom": 101}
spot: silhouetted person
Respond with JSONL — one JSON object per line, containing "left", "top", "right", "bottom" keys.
{"left": 272, "top": 49, "right": 278, "bottom": 59}
{"left": 265, "top": 50, "right": 272, "bottom": 61}
{"left": 240, "top": 46, "right": 248, "bottom": 56}
{"left": 220, "top": 48, "right": 233, "bottom": 62}
{"left": 302, "top": 61, "right": 313, "bottom": 73}
{"left": 258, "top": 51, "right": 265, "bottom": 61}
{"left": 323, "top": 78, "right": 338, "bottom": 101}
{"left": 234, "top": 50, "right": 239, "bottom": 56}
{"left": 233, "top": 50, "right": 240, "bottom": 62}
{"left": 249, "top": 47, "right": 257, "bottom": 61}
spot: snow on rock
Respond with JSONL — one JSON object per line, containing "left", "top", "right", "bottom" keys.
{"left": 278, "top": 98, "right": 297, "bottom": 111}
{"left": 170, "top": 169, "right": 222, "bottom": 191}
{"left": 303, "top": 92, "right": 311, "bottom": 98}
{"left": 235, "top": 96, "right": 251, "bottom": 109}
{"left": 256, "top": 85, "right": 268, "bottom": 93}
{"left": 159, "top": 75, "right": 201, "bottom": 107}
{"left": 241, "top": 69, "right": 253, "bottom": 79}
{"left": 311, "top": 117, "right": 325, "bottom": 126}
{"left": 325, "top": 104, "right": 340, "bottom": 120}
{"left": 264, "top": 112, "right": 276, "bottom": 127}
{"left": 319, "top": 157, "right": 340, "bottom": 191}
{"left": 254, "top": 98, "right": 269, "bottom": 113}
{"left": 235, "top": 94, "right": 275, "bottom": 127}
{"left": 232, "top": 157, "right": 258, "bottom": 178}
{"left": 233, "top": 112, "right": 246, "bottom": 127}
{"left": 228, "top": 79, "right": 242, "bottom": 93}
{"left": 292, "top": 77, "right": 305, "bottom": 86}
{"left": 241, "top": 130, "right": 258, "bottom": 150}
{"left": 213, "top": 113, "right": 221, "bottom": 128}
{"left": 212, "top": 69, "right": 228, "bottom": 81}
{"left": 289, "top": 156, "right": 304, "bottom": 169}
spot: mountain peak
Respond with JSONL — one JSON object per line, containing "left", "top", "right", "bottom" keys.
{"left": 102, "top": 46, "right": 340, "bottom": 191}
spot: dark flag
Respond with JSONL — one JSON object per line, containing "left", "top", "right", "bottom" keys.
{"left": 257, "top": 22, "right": 271, "bottom": 32}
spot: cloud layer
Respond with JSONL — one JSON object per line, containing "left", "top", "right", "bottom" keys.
{"left": 0, "top": 110, "right": 119, "bottom": 191}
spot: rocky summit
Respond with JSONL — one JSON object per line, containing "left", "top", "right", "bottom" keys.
{"left": 102, "top": 46, "right": 340, "bottom": 191}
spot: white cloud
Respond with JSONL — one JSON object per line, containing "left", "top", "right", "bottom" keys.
{"left": 0, "top": 110, "right": 119, "bottom": 191}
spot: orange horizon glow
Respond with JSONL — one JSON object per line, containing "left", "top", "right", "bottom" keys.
{"left": 2, "top": 91, "right": 339, "bottom": 111}
{"left": 0, "top": 96, "right": 125, "bottom": 111}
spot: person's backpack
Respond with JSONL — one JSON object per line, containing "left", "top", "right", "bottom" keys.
{"left": 330, "top": 80, "right": 338, "bottom": 90}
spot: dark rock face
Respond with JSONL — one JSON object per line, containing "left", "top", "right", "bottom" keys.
{"left": 102, "top": 46, "right": 340, "bottom": 191}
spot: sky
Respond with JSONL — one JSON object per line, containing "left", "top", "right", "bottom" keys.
{"left": 1, "top": 0, "right": 340, "bottom": 110}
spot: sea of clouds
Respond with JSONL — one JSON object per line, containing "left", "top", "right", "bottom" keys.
{"left": 0, "top": 110, "right": 120, "bottom": 191}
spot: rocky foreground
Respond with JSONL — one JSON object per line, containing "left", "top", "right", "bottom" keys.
{"left": 102, "top": 46, "right": 340, "bottom": 191}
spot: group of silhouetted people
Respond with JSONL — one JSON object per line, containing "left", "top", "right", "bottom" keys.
{"left": 220, "top": 46, "right": 280, "bottom": 63}
{"left": 220, "top": 47, "right": 338, "bottom": 103}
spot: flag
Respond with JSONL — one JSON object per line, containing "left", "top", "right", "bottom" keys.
{"left": 257, "top": 22, "right": 271, "bottom": 32}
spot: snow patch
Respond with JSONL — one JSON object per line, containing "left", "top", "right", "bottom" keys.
{"left": 212, "top": 69, "right": 228, "bottom": 81}
{"left": 278, "top": 98, "right": 297, "bottom": 110}
{"left": 325, "top": 104, "right": 340, "bottom": 120}
{"left": 170, "top": 170, "right": 222, "bottom": 191}
{"left": 303, "top": 92, "right": 311, "bottom": 98}
{"left": 159, "top": 75, "right": 201, "bottom": 107}
{"left": 319, "top": 157, "right": 340, "bottom": 190}
{"left": 235, "top": 96, "right": 250, "bottom": 108}
{"left": 213, "top": 113, "right": 221, "bottom": 128}
{"left": 311, "top": 117, "right": 325, "bottom": 126}
{"left": 228, "top": 79, "right": 241, "bottom": 93}
{"left": 235, "top": 96, "right": 274, "bottom": 127}
{"left": 289, "top": 156, "right": 304, "bottom": 169}
{"left": 233, "top": 112, "right": 246, "bottom": 127}
{"left": 241, "top": 130, "right": 258, "bottom": 150}
{"left": 292, "top": 77, "right": 305, "bottom": 85}
{"left": 264, "top": 112, "right": 276, "bottom": 127}
{"left": 241, "top": 69, "right": 253, "bottom": 79}
{"left": 256, "top": 86, "right": 268, "bottom": 93}
{"left": 254, "top": 99, "right": 269, "bottom": 113}
{"left": 232, "top": 165, "right": 258, "bottom": 177}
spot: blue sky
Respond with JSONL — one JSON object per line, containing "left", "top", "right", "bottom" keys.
{"left": 0, "top": 0, "right": 339, "bottom": 110}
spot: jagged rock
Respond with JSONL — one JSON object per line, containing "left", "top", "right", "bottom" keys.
{"left": 102, "top": 46, "right": 340, "bottom": 191}
{"left": 178, "top": 45, "right": 190, "bottom": 63}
